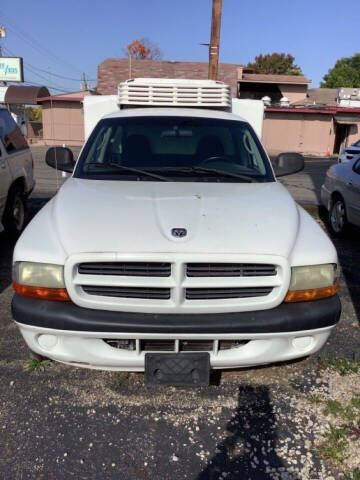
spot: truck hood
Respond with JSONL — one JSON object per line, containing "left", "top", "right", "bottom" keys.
{"left": 50, "top": 178, "right": 299, "bottom": 258}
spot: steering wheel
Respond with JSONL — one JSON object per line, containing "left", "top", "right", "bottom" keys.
{"left": 200, "top": 155, "right": 233, "bottom": 166}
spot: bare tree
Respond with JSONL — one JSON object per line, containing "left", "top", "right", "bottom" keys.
{"left": 124, "top": 38, "right": 162, "bottom": 60}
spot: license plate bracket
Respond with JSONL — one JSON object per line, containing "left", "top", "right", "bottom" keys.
{"left": 145, "top": 352, "right": 210, "bottom": 386}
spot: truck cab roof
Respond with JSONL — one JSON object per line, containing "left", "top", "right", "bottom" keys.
{"left": 102, "top": 107, "right": 247, "bottom": 123}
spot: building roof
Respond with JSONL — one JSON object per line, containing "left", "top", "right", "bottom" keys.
{"left": 239, "top": 73, "right": 311, "bottom": 85}
{"left": 266, "top": 106, "right": 360, "bottom": 115}
{"left": 37, "top": 90, "right": 97, "bottom": 103}
{"left": 292, "top": 88, "right": 337, "bottom": 107}
{"left": 37, "top": 95, "right": 83, "bottom": 103}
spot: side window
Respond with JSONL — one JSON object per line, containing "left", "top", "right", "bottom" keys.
{"left": 0, "top": 109, "right": 28, "bottom": 154}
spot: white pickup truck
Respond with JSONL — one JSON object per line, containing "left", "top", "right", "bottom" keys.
{"left": 11, "top": 79, "right": 341, "bottom": 386}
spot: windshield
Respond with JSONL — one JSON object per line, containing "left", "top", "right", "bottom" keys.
{"left": 75, "top": 116, "right": 274, "bottom": 182}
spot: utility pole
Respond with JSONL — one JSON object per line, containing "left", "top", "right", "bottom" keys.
{"left": 208, "top": 0, "right": 222, "bottom": 80}
{"left": 0, "top": 26, "right": 7, "bottom": 86}
{"left": 0, "top": 26, "right": 6, "bottom": 57}
{"left": 80, "top": 72, "right": 90, "bottom": 91}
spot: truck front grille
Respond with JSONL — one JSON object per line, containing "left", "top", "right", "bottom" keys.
{"left": 68, "top": 254, "right": 286, "bottom": 313}
{"left": 82, "top": 285, "right": 171, "bottom": 300}
{"left": 78, "top": 262, "right": 171, "bottom": 277}
{"left": 104, "top": 339, "right": 249, "bottom": 352}
{"left": 186, "top": 263, "right": 276, "bottom": 277}
{"left": 185, "top": 287, "right": 273, "bottom": 300}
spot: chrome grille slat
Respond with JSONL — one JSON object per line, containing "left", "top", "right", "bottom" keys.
{"left": 186, "top": 287, "right": 273, "bottom": 300}
{"left": 82, "top": 285, "right": 171, "bottom": 300}
{"left": 186, "top": 263, "right": 276, "bottom": 277}
{"left": 78, "top": 262, "right": 171, "bottom": 277}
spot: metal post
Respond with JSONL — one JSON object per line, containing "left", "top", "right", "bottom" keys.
{"left": 208, "top": 0, "right": 222, "bottom": 80}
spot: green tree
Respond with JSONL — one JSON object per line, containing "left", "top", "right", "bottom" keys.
{"left": 321, "top": 54, "right": 360, "bottom": 88}
{"left": 247, "top": 53, "right": 302, "bottom": 75}
{"left": 25, "top": 106, "right": 42, "bottom": 122}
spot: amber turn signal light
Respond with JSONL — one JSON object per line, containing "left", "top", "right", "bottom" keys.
{"left": 12, "top": 282, "right": 71, "bottom": 302}
{"left": 284, "top": 283, "right": 339, "bottom": 303}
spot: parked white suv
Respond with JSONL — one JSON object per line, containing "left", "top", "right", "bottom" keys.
{"left": 0, "top": 107, "right": 34, "bottom": 236}
{"left": 11, "top": 80, "right": 341, "bottom": 386}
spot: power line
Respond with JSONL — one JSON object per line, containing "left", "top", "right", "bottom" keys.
{"left": 4, "top": 23, "right": 83, "bottom": 75}
{"left": 2, "top": 46, "right": 84, "bottom": 92}
{"left": 22, "top": 79, "right": 72, "bottom": 93}
{"left": 25, "top": 66, "right": 71, "bottom": 91}
{"left": 27, "top": 65, "right": 96, "bottom": 82}
{"left": 0, "top": 9, "right": 90, "bottom": 76}
{"left": 3, "top": 47, "right": 96, "bottom": 84}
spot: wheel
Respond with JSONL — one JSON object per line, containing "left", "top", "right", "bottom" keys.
{"left": 3, "top": 186, "right": 26, "bottom": 237}
{"left": 328, "top": 195, "right": 348, "bottom": 237}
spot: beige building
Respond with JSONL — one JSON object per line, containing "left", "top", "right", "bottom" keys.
{"left": 263, "top": 88, "right": 360, "bottom": 156}
{"left": 38, "top": 90, "right": 95, "bottom": 146}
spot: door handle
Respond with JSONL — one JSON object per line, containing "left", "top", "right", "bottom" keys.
{"left": 0, "top": 162, "right": 6, "bottom": 169}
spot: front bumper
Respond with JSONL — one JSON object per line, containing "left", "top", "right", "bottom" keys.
{"left": 12, "top": 294, "right": 341, "bottom": 371}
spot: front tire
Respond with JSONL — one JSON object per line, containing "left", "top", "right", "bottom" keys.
{"left": 3, "top": 186, "right": 26, "bottom": 237}
{"left": 328, "top": 195, "right": 348, "bottom": 237}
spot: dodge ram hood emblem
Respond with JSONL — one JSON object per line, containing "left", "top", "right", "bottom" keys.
{"left": 171, "top": 228, "right": 187, "bottom": 238}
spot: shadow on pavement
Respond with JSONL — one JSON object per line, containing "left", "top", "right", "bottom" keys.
{"left": 197, "top": 385, "right": 284, "bottom": 479}
{"left": 320, "top": 211, "right": 360, "bottom": 328}
{"left": 301, "top": 157, "right": 336, "bottom": 204}
{"left": 0, "top": 197, "right": 49, "bottom": 294}
{"left": 0, "top": 232, "right": 16, "bottom": 294}
{"left": 333, "top": 234, "right": 360, "bottom": 328}
{"left": 313, "top": 203, "right": 360, "bottom": 329}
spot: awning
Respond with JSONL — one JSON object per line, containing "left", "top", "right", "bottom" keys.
{"left": 0, "top": 85, "right": 50, "bottom": 105}
{"left": 335, "top": 114, "right": 360, "bottom": 124}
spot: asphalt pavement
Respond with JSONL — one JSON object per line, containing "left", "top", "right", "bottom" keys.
{"left": 0, "top": 148, "right": 359, "bottom": 479}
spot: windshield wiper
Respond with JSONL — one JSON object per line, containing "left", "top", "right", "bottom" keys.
{"left": 154, "top": 166, "right": 255, "bottom": 182}
{"left": 85, "top": 162, "right": 169, "bottom": 182}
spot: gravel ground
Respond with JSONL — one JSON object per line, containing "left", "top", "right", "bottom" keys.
{"left": 0, "top": 150, "right": 359, "bottom": 479}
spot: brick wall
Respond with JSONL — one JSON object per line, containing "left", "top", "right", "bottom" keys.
{"left": 98, "top": 58, "right": 241, "bottom": 97}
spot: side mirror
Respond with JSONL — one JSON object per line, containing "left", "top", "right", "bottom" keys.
{"left": 271, "top": 152, "right": 304, "bottom": 177}
{"left": 45, "top": 147, "right": 75, "bottom": 173}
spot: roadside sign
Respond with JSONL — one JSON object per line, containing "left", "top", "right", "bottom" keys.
{"left": 0, "top": 57, "right": 24, "bottom": 82}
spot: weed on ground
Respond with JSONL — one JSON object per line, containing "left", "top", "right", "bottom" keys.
{"left": 21, "top": 354, "right": 53, "bottom": 373}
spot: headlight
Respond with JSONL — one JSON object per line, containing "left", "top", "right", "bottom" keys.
{"left": 285, "top": 264, "right": 339, "bottom": 303}
{"left": 13, "top": 262, "right": 65, "bottom": 287}
{"left": 12, "top": 262, "right": 69, "bottom": 301}
{"left": 289, "top": 264, "right": 337, "bottom": 290}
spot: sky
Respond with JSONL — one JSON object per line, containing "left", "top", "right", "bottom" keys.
{"left": 0, "top": 0, "right": 359, "bottom": 93}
